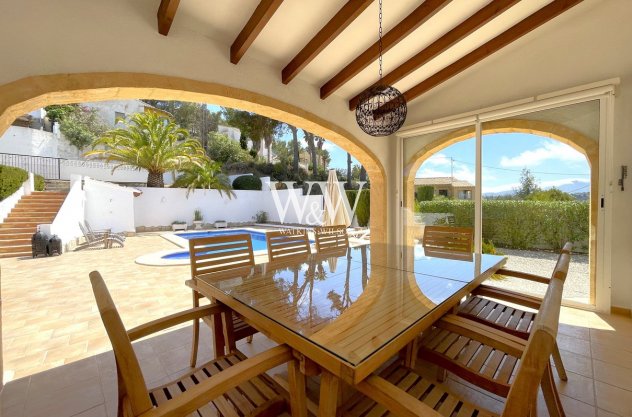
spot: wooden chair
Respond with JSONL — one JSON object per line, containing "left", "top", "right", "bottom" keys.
{"left": 341, "top": 257, "right": 568, "bottom": 417}
{"left": 266, "top": 229, "right": 311, "bottom": 262}
{"left": 422, "top": 225, "right": 473, "bottom": 253}
{"left": 457, "top": 242, "right": 573, "bottom": 381}
{"left": 314, "top": 225, "right": 349, "bottom": 253}
{"left": 188, "top": 234, "right": 258, "bottom": 367}
{"left": 89, "top": 271, "right": 306, "bottom": 417}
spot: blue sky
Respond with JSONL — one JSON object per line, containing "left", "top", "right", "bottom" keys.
{"left": 208, "top": 104, "right": 359, "bottom": 170}
{"left": 417, "top": 133, "right": 591, "bottom": 194}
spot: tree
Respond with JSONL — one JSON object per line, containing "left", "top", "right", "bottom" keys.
{"left": 303, "top": 130, "right": 317, "bottom": 176}
{"left": 288, "top": 124, "right": 300, "bottom": 174}
{"left": 416, "top": 185, "right": 434, "bottom": 202}
{"left": 514, "top": 168, "right": 540, "bottom": 199}
{"left": 528, "top": 188, "right": 576, "bottom": 201}
{"left": 86, "top": 112, "right": 205, "bottom": 187}
{"left": 142, "top": 100, "right": 221, "bottom": 147}
{"left": 222, "top": 108, "right": 282, "bottom": 162}
{"left": 359, "top": 165, "right": 367, "bottom": 182}
{"left": 320, "top": 149, "right": 331, "bottom": 171}
{"left": 346, "top": 152, "right": 352, "bottom": 188}
{"left": 59, "top": 106, "right": 107, "bottom": 149}
{"left": 44, "top": 104, "right": 76, "bottom": 124}
{"left": 173, "top": 158, "right": 234, "bottom": 198}
{"left": 239, "top": 132, "right": 248, "bottom": 150}
{"left": 206, "top": 132, "right": 251, "bottom": 164}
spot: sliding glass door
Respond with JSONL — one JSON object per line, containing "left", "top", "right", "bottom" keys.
{"left": 401, "top": 89, "right": 611, "bottom": 309}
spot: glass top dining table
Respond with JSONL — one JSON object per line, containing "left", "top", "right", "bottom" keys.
{"left": 192, "top": 243, "right": 506, "bottom": 384}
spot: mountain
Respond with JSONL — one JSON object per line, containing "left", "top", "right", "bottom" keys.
{"left": 483, "top": 180, "right": 591, "bottom": 199}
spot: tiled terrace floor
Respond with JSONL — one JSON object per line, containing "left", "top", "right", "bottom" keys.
{"left": 1, "top": 235, "right": 632, "bottom": 416}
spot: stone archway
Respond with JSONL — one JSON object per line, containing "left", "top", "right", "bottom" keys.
{"left": 0, "top": 72, "right": 387, "bottom": 244}
{"left": 403, "top": 119, "right": 598, "bottom": 304}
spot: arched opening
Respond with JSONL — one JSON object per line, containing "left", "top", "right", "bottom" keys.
{"left": 0, "top": 72, "right": 387, "bottom": 243}
{"left": 0, "top": 73, "right": 389, "bottom": 382}
{"left": 403, "top": 118, "right": 597, "bottom": 305}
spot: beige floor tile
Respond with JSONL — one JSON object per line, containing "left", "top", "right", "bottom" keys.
{"left": 557, "top": 348, "right": 594, "bottom": 378}
{"left": 597, "top": 408, "right": 623, "bottom": 417}
{"left": 554, "top": 370, "right": 596, "bottom": 406}
{"left": 558, "top": 333, "right": 593, "bottom": 357}
{"left": 591, "top": 342, "right": 632, "bottom": 369}
{"left": 595, "top": 381, "right": 632, "bottom": 417}
{"left": 594, "top": 359, "right": 632, "bottom": 391}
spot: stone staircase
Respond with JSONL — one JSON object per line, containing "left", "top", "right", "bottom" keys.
{"left": 0, "top": 191, "right": 67, "bottom": 258}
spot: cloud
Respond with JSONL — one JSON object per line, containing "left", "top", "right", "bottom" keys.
{"left": 424, "top": 153, "right": 452, "bottom": 167}
{"left": 417, "top": 165, "right": 476, "bottom": 184}
{"left": 499, "top": 141, "right": 585, "bottom": 168}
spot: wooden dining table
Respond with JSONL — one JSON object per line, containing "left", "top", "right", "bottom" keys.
{"left": 189, "top": 242, "right": 506, "bottom": 416}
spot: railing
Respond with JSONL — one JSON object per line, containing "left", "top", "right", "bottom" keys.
{"left": 0, "top": 153, "right": 60, "bottom": 179}
{"left": 0, "top": 152, "right": 138, "bottom": 180}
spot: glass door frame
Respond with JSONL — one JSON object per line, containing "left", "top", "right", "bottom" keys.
{"left": 397, "top": 81, "right": 617, "bottom": 313}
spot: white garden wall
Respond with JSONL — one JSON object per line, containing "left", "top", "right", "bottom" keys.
{"left": 133, "top": 187, "right": 323, "bottom": 228}
{"left": 84, "top": 178, "right": 136, "bottom": 233}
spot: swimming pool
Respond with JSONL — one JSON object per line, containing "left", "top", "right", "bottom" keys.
{"left": 162, "top": 229, "right": 269, "bottom": 260}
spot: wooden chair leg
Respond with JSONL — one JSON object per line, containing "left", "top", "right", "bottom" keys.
{"left": 436, "top": 367, "right": 447, "bottom": 383}
{"left": 221, "top": 310, "right": 237, "bottom": 354}
{"left": 541, "top": 363, "right": 566, "bottom": 417}
{"left": 247, "top": 335, "right": 254, "bottom": 343}
{"left": 190, "top": 290, "right": 200, "bottom": 368}
{"left": 552, "top": 342, "right": 568, "bottom": 381}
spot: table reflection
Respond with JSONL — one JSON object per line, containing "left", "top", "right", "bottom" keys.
{"left": 196, "top": 245, "right": 491, "bottom": 365}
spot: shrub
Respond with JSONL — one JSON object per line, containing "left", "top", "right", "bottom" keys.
{"left": 232, "top": 175, "right": 262, "bottom": 190}
{"left": 206, "top": 132, "right": 251, "bottom": 164}
{"left": 0, "top": 165, "right": 28, "bottom": 200}
{"left": 415, "top": 185, "right": 434, "bottom": 202}
{"left": 417, "top": 199, "right": 589, "bottom": 252}
{"left": 34, "top": 175, "right": 45, "bottom": 191}
{"left": 253, "top": 210, "right": 268, "bottom": 223}
{"left": 356, "top": 190, "right": 370, "bottom": 227}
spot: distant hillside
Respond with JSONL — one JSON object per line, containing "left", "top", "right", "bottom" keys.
{"left": 484, "top": 180, "right": 591, "bottom": 199}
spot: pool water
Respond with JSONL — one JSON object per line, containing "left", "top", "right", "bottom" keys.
{"left": 162, "top": 229, "right": 269, "bottom": 260}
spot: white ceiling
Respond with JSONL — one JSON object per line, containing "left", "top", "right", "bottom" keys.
{"left": 165, "top": 0, "right": 563, "bottom": 103}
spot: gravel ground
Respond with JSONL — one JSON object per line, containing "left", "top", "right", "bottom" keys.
{"left": 485, "top": 247, "right": 590, "bottom": 304}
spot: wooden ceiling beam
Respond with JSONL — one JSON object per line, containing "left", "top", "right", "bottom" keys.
{"left": 231, "top": 0, "right": 285, "bottom": 64}
{"left": 282, "top": 0, "right": 374, "bottom": 85}
{"left": 400, "top": 0, "right": 584, "bottom": 106}
{"left": 348, "top": 0, "right": 520, "bottom": 110}
{"left": 320, "top": 0, "right": 451, "bottom": 100}
{"left": 157, "top": 0, "right": 181, "bottom": 36}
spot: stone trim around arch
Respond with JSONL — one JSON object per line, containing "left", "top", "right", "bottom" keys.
{"left": 403, "top": 119, "right": 598, "bottom": 305}
{"left": 0, "top": 72, "right": 388, "bottom": 245}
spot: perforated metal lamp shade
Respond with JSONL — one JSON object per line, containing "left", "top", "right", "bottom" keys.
{"left": 355, "top": 85, "right": 407, "bottom": 136}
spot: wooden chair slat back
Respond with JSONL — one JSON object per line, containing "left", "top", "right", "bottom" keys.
{"left": 189, "top": 234, "right": 255, "bottom": 278}
{"left": 502, "top": 252, "right": 570, "bottom": 416}
{"left": 422, "top": 226, "right": 473, "bottom": 253}
{"left": 266, "top": 229, "right": 311, "bottom": 262}
{"left": 89, "top": 271, "right": 152, "bottom": 416}
{"left": 314, "top": 225, "right": 349, "bottom": 253}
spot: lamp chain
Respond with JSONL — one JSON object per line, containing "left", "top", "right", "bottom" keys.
{"left": 378, "top": 0, "right": 383, "bottom": 80}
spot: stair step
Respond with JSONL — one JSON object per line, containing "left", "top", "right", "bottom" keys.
{"left": 0, "top": 227, "right": 36, "bottom": 233}
{"left": 0, "top": 244, "right": 32, "bottom": 254}
{"left": 0, "top": 252, "right": 32, "bottom": 259}
{"left": 0, "top": 222, "right": 41, "bottom": 229}
{"left": 10, "top": 208, "right": 58, "bottom": 214}
{"left": 0, "top": 238, "right": 31, "bottom": 246}
{"left": 4, "top": 217, "right": 55, "bottom": 223}
{"left": 15, "top": 202, "right": 64, "bottom": 208}
{"left": 0, "top": 233, "right": 34, "bottom": 240}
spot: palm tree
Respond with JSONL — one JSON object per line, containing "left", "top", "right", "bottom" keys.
{"left": 86, "top": 112, "right": 205, "bottom": 187}
{"left": 288, "top": 124, "right": 300, "bottom": 174}
{"left": 346, "top": 152, "right": 352, "bottom": 188}
{"left": 303, "top": 130, "right": 317, "bottom": 176}
{"left": 173, "top": 158, "right": 235, "bottom": 198}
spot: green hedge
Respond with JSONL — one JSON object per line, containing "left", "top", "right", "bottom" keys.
{"left": 415, "top": 185, "right": 434, "bottom": 202}
{"left": 417, "top": 200, "right": 589, "bottom": 252}
{"left": 0, "top": 165, "right": 28, "bottom": 200}
{"left": 0, "top": 165, "right": 46, "bottom": 200}
{"left": 346, "top": 190, "right": 370, "bottom": 227}
{"left": 232, "top": 175, "right": 262, "bottom": 190}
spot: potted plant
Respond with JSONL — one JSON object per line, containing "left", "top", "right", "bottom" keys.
{"left": 171, "top": 220, "right": 187, "bottom": 231}
{"left": 193, "top": 209, "right": 204, "bottom": 230}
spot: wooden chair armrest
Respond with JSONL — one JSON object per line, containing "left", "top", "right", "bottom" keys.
{"left": 436, "top": 315, "right": 526, "bottom": 357}
{"left": 356, "top": 375, "right": 441, "bottom": 417}
{"left": 472, "top": 285, "right": 543, "bottom": 310}
{"left": 138, "top": 345, "right": 293, "bottom": 417}
{"left": 128, "top": 304, "right": 224, "bottom": 341}
{"left": 495, "top": 268, "right": 550, "bottom": 284}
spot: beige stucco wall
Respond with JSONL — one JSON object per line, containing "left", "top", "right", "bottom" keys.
{"left": 402, "top": 0, "right": 632, "bottom": 311}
